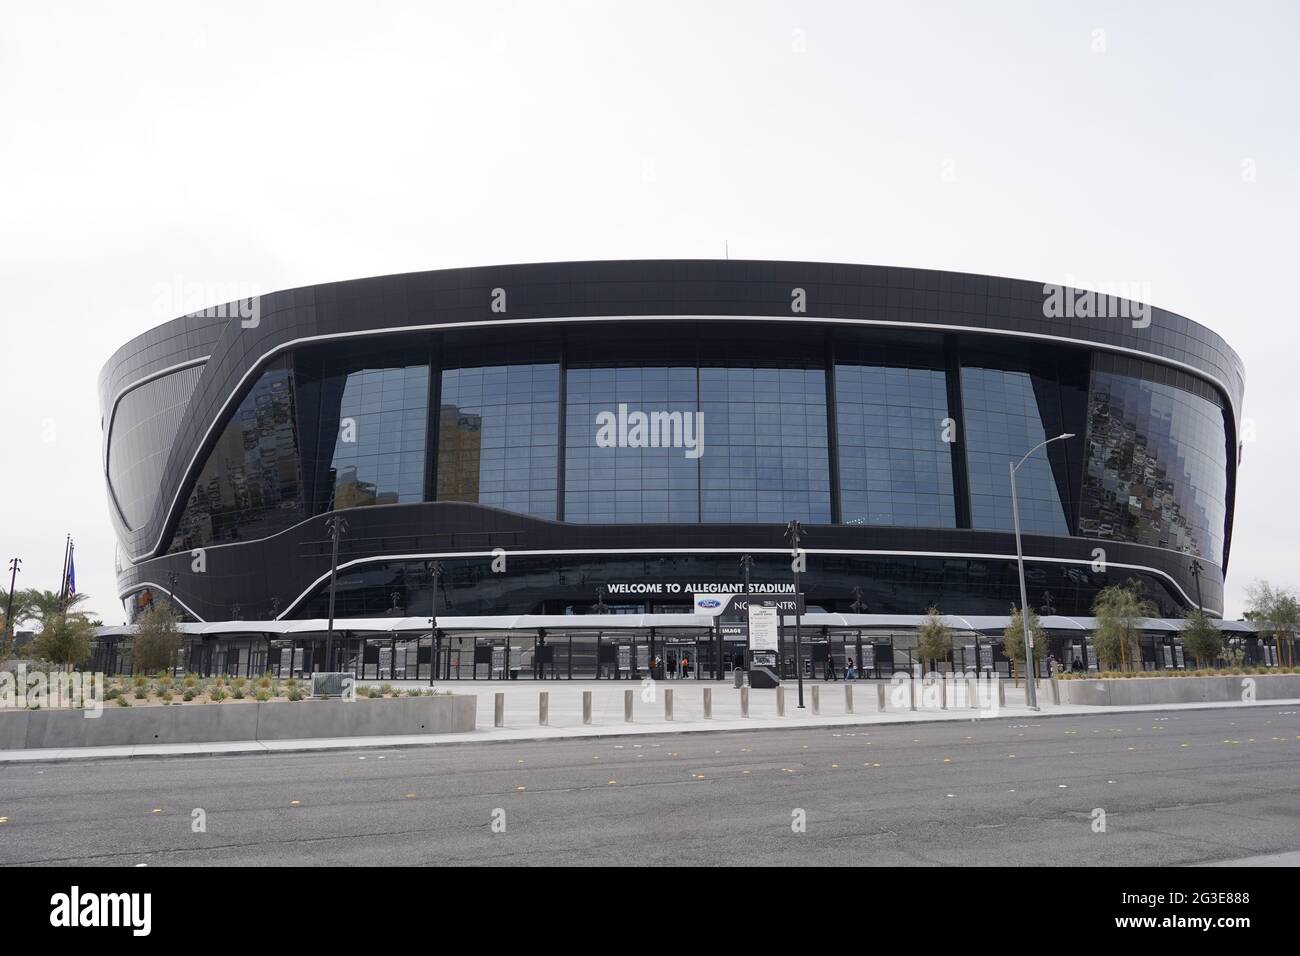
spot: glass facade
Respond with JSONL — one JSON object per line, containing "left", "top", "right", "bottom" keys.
{"left": 146, "top": 325, "right": 1229, "bottom": 609}
{"left": 292, "top": 552, "right": 1187, "bottom": 619}
{"left": 565, "top": 364, "right": 699, "bottom": 523}
{"left": 309, "top": 352, "right": 428, "bottom": 512}
{"left": 699, "top": 366, "right": 831, "bottom": 523}
{"left": 963, "top": 366, "right": 1072, "bottom": 535}
{"left": 168, "top": 357, "right": 304, "bottom": 552}
{"left": 107, "top": 363, "right": 204, "bottom": 530}
{"left": 438, "top": 363, "right": 560, "bottom": 518}
{"left": 1081, "top": 366, "right": 1229, "bottom": 564}
{"left": 837, "top": 365, "right": 955, "bottom": 527}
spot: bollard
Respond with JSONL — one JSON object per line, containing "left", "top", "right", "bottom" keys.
{"left": 967, "top": 675, "right": 979, "bottom": 710}
{"left": 998, "top": 678, "right": 1006, "bottom": 707}
{"left": 776, "top": 685, "right": 786, "bottom": 717}
{"left": 665, "top": 687, "right": 674, "bottom": 721}
{"left": 740, "top": 685, "right": 749, "bottom": 717}
{"left": 539, "top": 691, "right": 549, "bottom": 726}
{"left": 845, "top": 684, "right": 854, "bottom": 714}
{"left": 494, "top": 692, "right": 505, "bottom": 728}
{"left": 703, "top": 687, "right": 712, "bottom": 719}
{"left": 1050, "top": 678, "right": 1060, "bottom": 705}
{"left": 810, "top": 685, "right": 820, "bottom": 715}
{"left": 908, "top": 677, "right": 917, "bottom": 712}
{"left": 624, "top": 689, "right": 633, "bottom": 723}
{"left": 876, "top": 682, "right": 887, "bottom": 712}
{"left": 582, "top": 690, "right": 592, "bottom": 725}
{"left": 939, "top": 676, "right": 947, "bottom": 710}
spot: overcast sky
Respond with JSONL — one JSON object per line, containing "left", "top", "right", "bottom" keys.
{"left": 2, "top": 0, "right": 1295, "bottom": 624}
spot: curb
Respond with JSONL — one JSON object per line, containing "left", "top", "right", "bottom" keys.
{"left": 4, "top": 697, "right": 1297, "bottom": 764}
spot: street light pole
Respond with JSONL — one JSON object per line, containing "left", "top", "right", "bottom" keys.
{"left": 1010, "top": 433, "right": 1074, "bottom": 711}
{"left": 785, "top": 520, "right": 805, "bottom": 709}
{"left": 324, "top": 514, "right": 349, "bottom": 674}
{"left": 739, "top": 554, "right": 753, "bottom": 672}
{"left": 428, "top": 560, "right": 443, "bottom": 685}
{"left": 1189, "top": 559, "right": 1204, "bottom": 612}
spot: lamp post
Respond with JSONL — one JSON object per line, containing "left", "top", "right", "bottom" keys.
{"left": 324, "top": 514, "right": 349, "bottom": 674}
{"left": 1189, "top": 559, "right": 1204, "bottom": 612}
{"left": 850, "top": 585, "right": 866, "bottom": 678}
{"left": 785, "top": 520, "right": 805, "bottom": 709}
{"left": 428, "top": 560, "right": 443, "bottom": 685}
{"left": 4, "top": 557, "right": 20, "bottom": 651}
{"left": 1010, "top": 433, "right": 1074, "bottom": 711}
{"left": 739, "top": 554, "right": 754, "bottom": 672}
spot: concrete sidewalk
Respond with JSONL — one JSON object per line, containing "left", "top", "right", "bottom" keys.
{"left": 3, "top": 679, "right": 1297, "bottom": 763}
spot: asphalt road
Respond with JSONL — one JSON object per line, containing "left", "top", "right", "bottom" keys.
{"left": 2, "top": 706, "right": 1298, "bottom": 866}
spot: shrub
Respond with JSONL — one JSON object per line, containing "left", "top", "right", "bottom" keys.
{"left": 106, "top": 687, "right": 121, "bottom": 699}
{"left": 232, "top": 676, "right": 247, "bottom": 689}
{"left": 406, "top": 688, "right": 422, "bottom": 697}
{"left": 160, "top": 690, "right": 174, "bottom": 704}
{"left": 116, "top": 695, "right": 132, "bottom": 707}
{"left": 286, "top": 687, "right": 304, "bottom": 701}
{"left": 133, "top": 686, "right": 148, "bottom": 699}
{"left": 254, "top": 689, "right": 271, "bottom": 702}
{"left": 133, "top": 674, "right": 148, "bottom": 688}
{"left": 257, "top": 673, "right": 273, "bottom": 689}
{"left": 232, "top": 687, "right": 245, "bottom": 699}
{"left": 211, "top": 688, "right": 228, "bottom": 702}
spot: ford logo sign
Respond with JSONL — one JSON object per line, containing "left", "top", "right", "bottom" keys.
{"left": 698, "top": 599, "right": 722, "bottom": 609}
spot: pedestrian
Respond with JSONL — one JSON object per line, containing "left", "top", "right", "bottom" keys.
{"left": 824, "top": 650, "right": 837, "bottom": 681}
{"left": 666, "top": 654, "right": 677, "bottom": 680}
{"left": 845, "top": 658, "right": 858, "bottom": 680}
{"left": 680, "top": 654, "right": 690, "bottom": 679}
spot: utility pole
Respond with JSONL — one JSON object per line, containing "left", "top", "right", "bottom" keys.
{"left": 4, "top": 557, "right": 21, "bottom": 651}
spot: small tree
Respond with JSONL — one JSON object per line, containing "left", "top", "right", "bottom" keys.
{"left": 1180, "top": 608, "right": 1223, "bottom": 668}
{"left": 1245, "top": 580, "right": 1299, "bottom": 668}
{"left": 1092, "top": 580, "right": 1156, "bottom": 671}
{"left": 132, "top": 603, "right": 182, "bottom": 674}
{"left": 33, "top": 612, "right": 96, "bottom": 672}
{"left": 915, "top": 608, "right": 952, "bottom": 672}
{"left": 1003, "top": 605, "right": 1045, "bottom": 686}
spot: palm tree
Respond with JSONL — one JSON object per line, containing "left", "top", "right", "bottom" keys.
{"left": 23, "top": 588, "right": 90, "bottom": 628}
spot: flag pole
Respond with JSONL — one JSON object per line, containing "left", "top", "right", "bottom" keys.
{"left": 58, "top": 534, "right": 70, "bottom": 611}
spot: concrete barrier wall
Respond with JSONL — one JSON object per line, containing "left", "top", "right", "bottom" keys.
{"left": 0, "top": 695, "right": 477, "bottom": 750}
{"left": 1058, "top": 674, "right": 1300, "bottom": 706}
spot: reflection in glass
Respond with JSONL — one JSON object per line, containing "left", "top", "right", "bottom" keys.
{"left": 168, "top": 358, "right": 304, "bottom": 552}
{"left": 1081, "top": 370, "right": 1228, "bottom": 564}
{"left": 963, "top": 366, "right": 1070, "bottom": 535}
{"left": 107, "top": 364, "right": 204, "bottom": 530}
{"left": 836, "top": 365, "right": 955, "bottom": 527}
{"left": 437, "top": 364, "right": 559, "bottom": 518}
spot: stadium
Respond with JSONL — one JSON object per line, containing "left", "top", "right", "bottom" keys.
{"left": 95, "top": 260, "right": 1246, "bottom": 678}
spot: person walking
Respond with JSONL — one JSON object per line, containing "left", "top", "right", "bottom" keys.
{"left": 666, "top": 654, "right": 677, "bottom": 680}
{"left": 824, "top": 649, "right": 837, "bottom": 681}
{"left": 680, "top": 654, "right": 690, "bottom": 679}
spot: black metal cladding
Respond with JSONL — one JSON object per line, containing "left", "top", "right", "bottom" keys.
{"left": 99, "top": 260, "right": 1243, "bottom": 620}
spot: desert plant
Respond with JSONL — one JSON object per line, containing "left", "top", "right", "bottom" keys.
{"left": 286, "top": 687, "right": 304, "bottom": 701}
{"left": 255, "top": 689, "right": 271, "bottom": 702}
{"left": 1092, "top": 580, "right": 1157, "bottom": 671}
{"left": 160, "top": 690, "right": 174, "bottom": 704}
{"left": 33, "top": 611, "right": 96, "bottom": 672}
{"left": 1181, "top": 608, "right": 1224, "bottom": 668}
{"left": 1002, "top": 605, "right": 1046, "bottom": 686}
{"left": 210, "top": 688, "right": 228, "bottom": 702}
{"left": 131, "top": 604, "right": 183, "bottom": 674}
{"left": 116, "top": 695, "right": 132, "bottom": 707}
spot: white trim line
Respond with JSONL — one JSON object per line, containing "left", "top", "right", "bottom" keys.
{"left": 120, "top": 313, "right": 1240, "bottom": 563}
{"left": 268, "top": 547, "right": 1218, "bottom": 621}
{"left": 119, "top": 582, "right": 206, "bottom": 623}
